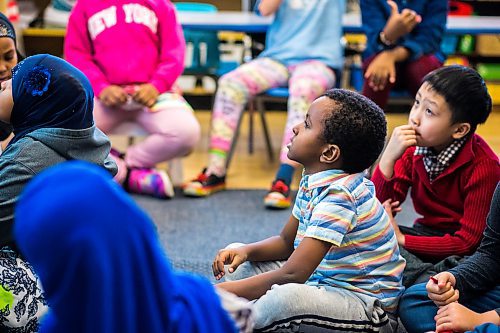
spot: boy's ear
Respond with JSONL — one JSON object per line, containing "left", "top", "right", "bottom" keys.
{"left": 320, "top": 144, "right": 340, "bottom": 164}
{"left": 452, "top": 122, "right": 471, "bottom": 139}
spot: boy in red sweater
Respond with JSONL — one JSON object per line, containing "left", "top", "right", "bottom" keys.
{"left": 372, "top": 65, "right": 500, "bottom": 288}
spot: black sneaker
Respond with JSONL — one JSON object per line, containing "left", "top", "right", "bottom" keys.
{"left": 182, "top": 168, "right": 226, "bottom": 197}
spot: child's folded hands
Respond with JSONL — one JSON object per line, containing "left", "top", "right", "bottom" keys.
{"left": 426, "top": 272, "right": 459, "bottom": 307}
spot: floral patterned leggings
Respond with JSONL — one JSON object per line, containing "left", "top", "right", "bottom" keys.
{"left": 206, "top": 57, "right": 336, "bottom": 177}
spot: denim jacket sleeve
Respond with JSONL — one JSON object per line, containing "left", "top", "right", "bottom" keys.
{"left": 361, "top": 0, "right": 447, "bottom": 61}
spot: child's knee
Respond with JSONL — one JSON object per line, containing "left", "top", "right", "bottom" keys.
{"left": 399, "top": 283, "right": 429, "bottom": 315}
{"left": 401, "top": 283, "right": 428, "bottom": 304}
{"left": 217, "top": 74, "right": 249, "bottom": 98}
{"left": 225, "top": 242, "right": 246, "bottom": 250}
{"left": 155, "top": 117, "right": 200, "bottom": 155}
{"left": 252, "top": 284, "right": 320, "bottom": 329}
{"left": 224, "top": 261, "right": 254, "bottom": 282}
{"left": 255, "top": 283, "right": 309, "bottom": 310}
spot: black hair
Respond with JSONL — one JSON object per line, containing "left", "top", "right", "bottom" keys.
{"left": 422, "top": 65, "right": 492, "bottom": 133}
{"left": 321, "top": 89, "right": 387, "bottom": 174}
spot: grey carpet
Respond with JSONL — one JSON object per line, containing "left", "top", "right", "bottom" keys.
{"left": 133, "top": 189, "right": 289, "bottom": 282}
{"left": 133, "top": 189, "right": 418, "bottom": 282}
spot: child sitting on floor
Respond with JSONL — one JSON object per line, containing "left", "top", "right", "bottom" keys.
{"left": 0, "top": 54, "right": 116, "bottom": 332}
{"left": 212, "top": 89, "right": 405, "bottom": 332}
{"left": 15, "top": 160, "right": 253, "bottom": 333}
{"left": 372, "top": 65, "right": 500, "bottom": 288}
{"left": 398, "top": 182, "right": 500, "bottom": 333}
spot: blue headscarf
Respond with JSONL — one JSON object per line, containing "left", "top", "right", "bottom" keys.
{"left": 14, "top": 161, "right": 237, "bottom": 333}
{"left": 0, "top": 11, "right": 17, "bottom": 42}
{"left": 10, "top": 54, "right": 94, "bottom": 144}
{"left": 0, "top": 12, "right": 20, "bottom": 140}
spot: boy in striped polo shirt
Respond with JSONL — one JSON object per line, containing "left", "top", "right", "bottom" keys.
{"left": 212, "top": 89, "right": 405, "bottom": 332}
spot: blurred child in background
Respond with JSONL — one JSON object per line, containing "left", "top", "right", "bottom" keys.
{"left": 184, "top": 0, "right": 345, "bottom": 210}
{"left": 0, "top": 12, "right": 22, "bottom": 155}
{"left": 65, "top": 0, "right": 200, "bottom": 199}
{"left": 360, "top": 0, "right": 447, "bottom": 110}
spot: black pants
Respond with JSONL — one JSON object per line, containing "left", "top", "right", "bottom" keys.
{"left": 399, "top": 225, "right": 465, "bottom": 288}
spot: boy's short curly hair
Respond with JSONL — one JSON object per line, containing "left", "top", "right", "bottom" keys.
{"left": 321, "top": 89, "right": 387, "bottom": 174}
{"left": 423, "top": 65, "right": 492, "bottom": 133}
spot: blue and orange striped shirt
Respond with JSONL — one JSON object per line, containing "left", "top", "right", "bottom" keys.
{"left": 292, "top": 169, "right": 405, "bottom": 312}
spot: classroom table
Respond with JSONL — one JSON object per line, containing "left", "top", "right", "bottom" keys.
{"left": 41, "top": 8, "right": 500, "bottom": 35}
{"left": 178, "top": 11, "right": 500, "bottom": 35}
{"left": 24, "top": 9, "right": 500, "bottom": 63}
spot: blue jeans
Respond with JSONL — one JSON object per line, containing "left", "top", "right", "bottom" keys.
{"left": 399, "top": 283, "right": 500, "bottom": 333}
{"left": 470, "top": 323, "right": 500, "bottom": 333}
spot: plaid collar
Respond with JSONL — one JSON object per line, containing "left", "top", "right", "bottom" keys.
{"left": 414, "top": 137, "right": 467, "bottom": 181}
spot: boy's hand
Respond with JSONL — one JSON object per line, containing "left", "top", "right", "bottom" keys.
{"left": 378, "top": 125, "right": 416, "bottom": 178}
{"left": 132, "top": 83, "right": 159, "bottom": 108}
{"left": 387, "top": 125, "right": 417, "bottom": 158}
{"left": 212, "top": 247, "right": 248, "bottom": 280}
{"left": 364, "top": 51, "right": 397, "bottom": 91}
{"left": 426, "top": 272, "right": 459, "bottom": 307}
{"left": 435, "top": 303, "right": 486, "bottom": 333}
{"left": 383, "top": 1, "right": 422, "bottom": 42}
{"left": 382, "top": 199, "right": 405, "bottom": 245}
{"left": 99, "top": 85, "right": 128, "bottom": 107}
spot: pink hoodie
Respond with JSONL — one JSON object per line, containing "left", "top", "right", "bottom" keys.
{"left": 64, "top": 0, "right": 185, "bottom": 97}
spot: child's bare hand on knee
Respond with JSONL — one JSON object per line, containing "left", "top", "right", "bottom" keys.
{"left": 132, "top": 83, "right": 159, "bottom": 108}
{"left": 435, "top": 303, "right": 485, "bottom": 333}
{"left": 364, "top": 51, "right": 397, "bottom": 91}
{"left": 212, "top": 248, "right": 248, "bottom": 280}
{"left": 99, "top": 85, "right": 128, "bottom": 107}
{"left": 426, "top": 272, "right": 459, "bottom": 307}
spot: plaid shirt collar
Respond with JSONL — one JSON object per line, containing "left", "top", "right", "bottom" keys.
{"left": 414, "top": 137, "right": 467, "bottom": 181}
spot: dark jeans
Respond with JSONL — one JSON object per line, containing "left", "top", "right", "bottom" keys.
{"left": 399, "top": 225, "right": 465, "bottom": 288}
{"left": 362, "top": 54, "right": 442, "bottom": 110}
{"left": 399, "top": 282, "right": 500, "bottom": 333}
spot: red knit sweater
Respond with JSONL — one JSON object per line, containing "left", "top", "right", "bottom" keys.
{"left": 372, "top": 134, "right": 500, "bottom": 260}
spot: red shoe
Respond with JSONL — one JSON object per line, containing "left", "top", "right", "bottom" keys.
{"left": 183, "top": 169, "right": 226, "bottom": 197}
{"left": 264, "top": 180, "right": 291, "bottom": 209}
